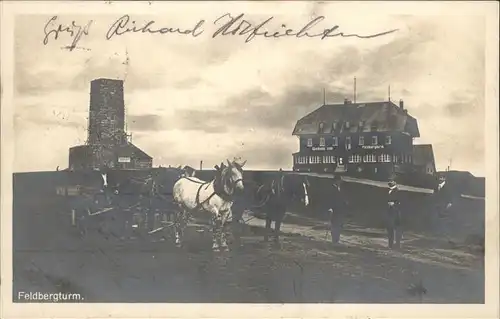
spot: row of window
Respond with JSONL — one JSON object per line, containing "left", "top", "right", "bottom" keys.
{"left": 306, "top": 135, "right": 391, "bottom": 147}
{"left": 295, "top": 154, "right": 412, "bottom": 165}
{"left": 318, "top": 120, "right": 380, "bottom": 133}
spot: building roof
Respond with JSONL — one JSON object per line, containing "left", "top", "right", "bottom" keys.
{"left": 69, "top": 145, "right": 91, "bottom": 151}
{"left": 114, "top": 142, "right": 152, "bottom": 160}
{"left": 413, "top": 144, "right": 435, "bottom": 169}
{"left": 292, "top": 100, "right": 420, "bottom": 137}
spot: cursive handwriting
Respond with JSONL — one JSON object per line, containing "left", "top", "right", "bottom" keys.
{"left": 106, "top": 14, "right": 205, "bottom": 40}
{"left": 42, "top": 14, "right": 398, "bottom": 47}
{"left": 213, "top": 13, "right": 398, "bottom": 43}
{"left": 43, "top": 16, "right": 93, "bottom": 51}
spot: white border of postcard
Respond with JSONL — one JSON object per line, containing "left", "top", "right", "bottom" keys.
{"left": 1, "top": 1, "right": 499, "bottom": 318}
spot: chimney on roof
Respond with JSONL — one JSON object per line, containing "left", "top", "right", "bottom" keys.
{"left": 399, "top": 99, "right": 404, "bottom": 109}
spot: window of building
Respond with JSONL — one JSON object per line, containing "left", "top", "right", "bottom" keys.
{"left": 298, "top": 156, "right": 308, "bottom": 164}
{"left": 332, "top": 137, "right": 338, "bottom": 146}
{"left": 307, "top": 138, "right": 313, "bottom": 147}
{"left": 348, "top": 154, "right": 362, "bottom": 163}
{"left": 385, "top": 135, "right": 392, "bottom": 145}
{"left": 309, "top": 156, "right": 321, "bottom": 164}
{"left": 393, "top": 154, "right": 399, "bottom": 163}
{"left": 323, "top": 156, "right": 336, "bottom": 164}
{"left": 345, "top": 136, "right": 351, "bottom": 150}
{"left": 319, "top": 137, "right": 325, "bottom": 146}
{"left": 372, "top": 136, "right": 378, "bottom": 145}
{"left": 363, "top": 154, "right": 377, "bottom": 163}
{"left": 359, "top": 136, "right": 364, "bottom": 145}
{"left": 378, "top": 154, "right": 392, "bottom": 163}
{"left": 345, "top": 121, "right": 350, "bottom": 129}
{"left": 339, "top": 157, "right": 344, "bottom": 165}
{"left": 318, "top": 122, "right": 325, "bottom": 133}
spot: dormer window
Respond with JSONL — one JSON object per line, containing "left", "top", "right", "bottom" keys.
{"left": 332, "top": 122, "right": 337, "bottom": 131}
{"left": 385, "top": 135, "right": 392, "bottom": 145}
{"left": 359, "top": 136, "right": 364, "bottom": 145}
{"left": 359, "top": 121, "right": 364, "bottom": 128}
{"left": 345, "top": 136, "right": 352, "bottom": 150}
{"left": 345, "top": 121, "right": 350, "bottom": 129}
{"left": 318, "top": 122, "right": 325, "bottom": 133}
{"left": 371, "top": 122, "right": 378, "bottom": 132}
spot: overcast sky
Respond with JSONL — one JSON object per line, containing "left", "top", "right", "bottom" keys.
{"left": 13, "top": 4, "right": 486, "bottom": 176}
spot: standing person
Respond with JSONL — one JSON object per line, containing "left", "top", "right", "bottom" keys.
{"left": 328, "top": 175, "right": 348, "bottom": 245}
{"left": 433, "top": 174, "right": 453, "bottom": 217}
{"left": 386, "top": 178, "right": 403, "bottom": 249}
{"left": 433, "top": 174, "right": 455, "bottom": 241}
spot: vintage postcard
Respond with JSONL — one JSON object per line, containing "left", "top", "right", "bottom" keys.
{"left": 1, "top": 1, "right": 499, "bottom": 318}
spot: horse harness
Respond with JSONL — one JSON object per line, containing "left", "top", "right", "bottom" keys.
{"left": 181, "top": 167, "right": 241, "bottom": 214}
{"left": 251, "top": 175, "right": 286, "bottom": 209}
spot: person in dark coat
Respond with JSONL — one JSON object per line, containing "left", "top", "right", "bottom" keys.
{"left": 328, "top": 175, "right": 349, "bottom": 245}
{"left": 95, "top": 165, "right": 117, "bottom": 206}
{"left": 433, "top": 174, "right": 454, "bottom": 217}
{"left": 386, "top": 178, "right": 403, "bottom": 249}
{"left": 432, "top": 174, "right": 456, "bottom": 241}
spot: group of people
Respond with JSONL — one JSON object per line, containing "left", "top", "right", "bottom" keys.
{"left": 326, "top": 174, "right": 454, "bottom": 249}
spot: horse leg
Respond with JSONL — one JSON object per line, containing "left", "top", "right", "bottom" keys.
{"left": 264, "top": 217, "right": 272, "bottom": 242}
{"left": 220, "top": 223, "right": 230, "bottom": 252}
{"left": 231, "top": 217, "right": 241, "bottom": 248}
{"left": 211, "top": 214, "right": 222, "bottom": 252}
{"left": 274, "top": 212, "right": 283, "bottom": 244}
{"left": 219, "top": 211, "right": 231, "bottom": 251}
{"left": 174, "top": 210, "right": 184, "bottom": 247}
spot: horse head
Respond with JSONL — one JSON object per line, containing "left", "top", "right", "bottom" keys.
{"left": 286, "top": 175, "right": 309, "bottom": 207}
{"left": 302, "top": 178, "right": 310, "bottom": 207}
{"left": 220, "top": 158, "right": 245, "bottom": 195}
{"left": 302, "top": 177, "right": 310, "bottom": 206}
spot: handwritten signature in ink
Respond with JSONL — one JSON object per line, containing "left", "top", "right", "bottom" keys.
{"left": 105, "top": 14, "right": 205, "bottom": 40}
{"left": 212, "top": 13, "right": 399, "bottom": 43}
{"left": 43, "top": 16, "right": 93, "bottom": 51}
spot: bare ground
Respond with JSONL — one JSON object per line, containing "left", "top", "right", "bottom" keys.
{"left": 13, "top": 209, "right": 484, "bottom": 303}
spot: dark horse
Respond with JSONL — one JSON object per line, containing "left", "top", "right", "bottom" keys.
{"left": 253, "top": 171, "right": 310, "bottom": 243}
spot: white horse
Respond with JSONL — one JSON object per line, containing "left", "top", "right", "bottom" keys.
{"left": 172, "top": 159, "right": 246, "bottom": 251}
